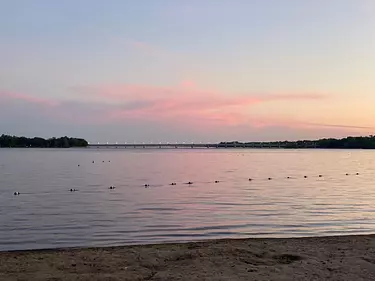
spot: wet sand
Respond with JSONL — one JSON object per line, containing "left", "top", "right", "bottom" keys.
{"left": 1, "top": 235, "right": 375, "bottom": 280}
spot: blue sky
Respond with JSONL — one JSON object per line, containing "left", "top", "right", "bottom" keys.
{"left": 1, "top": 0, "right": 374, "bottom": 142}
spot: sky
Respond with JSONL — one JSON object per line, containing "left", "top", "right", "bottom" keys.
{"left": 1, "top": 0, "right": 375, "bottom": 143}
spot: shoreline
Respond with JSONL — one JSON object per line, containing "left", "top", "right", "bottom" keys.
{"left": 0, "top": 233, "right": 373, "bottom": 253}
{"left": 2, "top": 235, "right": 375, "bottom": 280}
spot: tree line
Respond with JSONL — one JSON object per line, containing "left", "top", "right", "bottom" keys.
{"left": 0, "top": 135, "right": 88, "bottom": 148}
{"left": 220, "top": 135, "right": 375, "bottom": 149}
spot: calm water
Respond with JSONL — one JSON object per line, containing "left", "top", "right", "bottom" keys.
{"left": 1, "top": 148, "right": 375, "bottom": 251}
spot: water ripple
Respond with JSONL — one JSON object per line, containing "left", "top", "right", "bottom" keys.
{"left": 1, "top": 148, "right": 375, "bottom": 251}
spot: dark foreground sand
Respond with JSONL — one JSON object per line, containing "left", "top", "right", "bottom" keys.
{"left": 2, "top": 235, "right": 375, "bottom": 280}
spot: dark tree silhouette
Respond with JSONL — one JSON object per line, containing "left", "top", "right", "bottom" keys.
{"left": 219, "top": 136, "right": 375, "bottom": 149}
{"left": 0, "top": 135, "right": 88, "bottom": 148}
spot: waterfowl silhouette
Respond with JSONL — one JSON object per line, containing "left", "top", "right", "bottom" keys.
{"left": 187, "top": 182, "right": 193, "bottom": 185}
{"left": 215, "top": 180, "right": 220, "bottom": 183}
{"left": 170, "top": 183, "right": 177, "bottom": 186}
{"left": 304, "top": 176, "right": 308, "bottom": 178}
{"left": 319, "top": 175, "right": 323, "bottom": 177}
{"left": 248, "top": 178, "right": 253, "bottom": 181}
{"left": 109, "top": 186, "right": 116, "bottom": 190}
{"left": 268, "top": 178, "right": 272, "bottom": 180}
{"left": 144, "top": 184, "right": 150, "bottom": 188}
{"left": 13, "top": 192, "right": 20, "bottom": 196}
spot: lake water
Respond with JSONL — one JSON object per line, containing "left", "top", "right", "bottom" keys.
{"left": 1, "top": 148, "right": 375, "bottom": 251}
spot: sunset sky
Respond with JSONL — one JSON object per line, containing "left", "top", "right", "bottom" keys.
{"left": 1, "top": 0, "right": 375, "bottom": 143}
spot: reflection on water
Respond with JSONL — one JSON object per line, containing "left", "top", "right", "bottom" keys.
{"left": 1, "top": 148, "right": 375, "bottom": 251}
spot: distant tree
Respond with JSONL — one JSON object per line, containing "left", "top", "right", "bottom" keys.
{"left": 219, "top": 135, "right": 375, "bottom": 149}
{"left": 0, "top": 135, "right": 88, "bottom": 148}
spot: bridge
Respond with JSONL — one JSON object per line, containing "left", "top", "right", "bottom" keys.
{"left": 87, "top": 143, "right": 291, "bottom": 149}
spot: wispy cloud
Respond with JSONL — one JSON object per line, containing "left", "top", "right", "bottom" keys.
{"left": 77, "top": 83, "right": 322, "bottom": 119}
{"left": 3, "top": 84, "right": 364, "bottom": 140}
{"left": 304, "top": 122, "right": 375, "bottom": 130}
{"left": 72, "top": 82, "right": 328, "bottom": 129}
{"left": 78, "top": 83, "right": 325, "bottom": 103}
{"left": 0, "top": 91, "right": 58, "bottom": 107}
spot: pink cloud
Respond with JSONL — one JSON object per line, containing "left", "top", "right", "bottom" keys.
{"left": 103, "top": 96, "right": 261, "bottom": 125}
{"left": 5, "top": 84, "right": 359, "bottom": 137}
{"left": 74, "top": 83, "right": 326, "bottom": 129}
{"left": 78, "top": 83, "right": 325, "bottom": 103}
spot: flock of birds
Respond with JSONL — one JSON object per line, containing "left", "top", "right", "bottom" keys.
{"left": 12, "top": 159, "right": 361, "bottom": 196}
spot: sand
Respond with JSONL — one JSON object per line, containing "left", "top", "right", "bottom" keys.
{"left": 1, "top": 235, "right": 375, "bottom": 280}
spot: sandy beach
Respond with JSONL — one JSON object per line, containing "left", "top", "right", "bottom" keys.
{"left": 1, "top": 235, "right": 375, "bottom": 280}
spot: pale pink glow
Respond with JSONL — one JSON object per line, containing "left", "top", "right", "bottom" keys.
{"left": 75, "top": 83, "right": 327, "bottom": 129}
{"left": 3, "top": 84, "right": 370, "bottom": 136}
{"left": 103, "top": 96, "right": 260, "bottom": 124}
{"left": 0, "top": 91, "right": 59, "bottom": 107}
{"left": 107, "top": 106, "right": 249, "bottom": 128}
{"left": 143, "top": 100, "right": 247, "bottom": 115}
{"left": 78, "top": 83, "right": 326, "bottom": 104}
{"left": 179, "top": 80, "right": 197, "bottom": 89}
{"left": 262, "top": 93, "right": 326, "bottom": 101}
